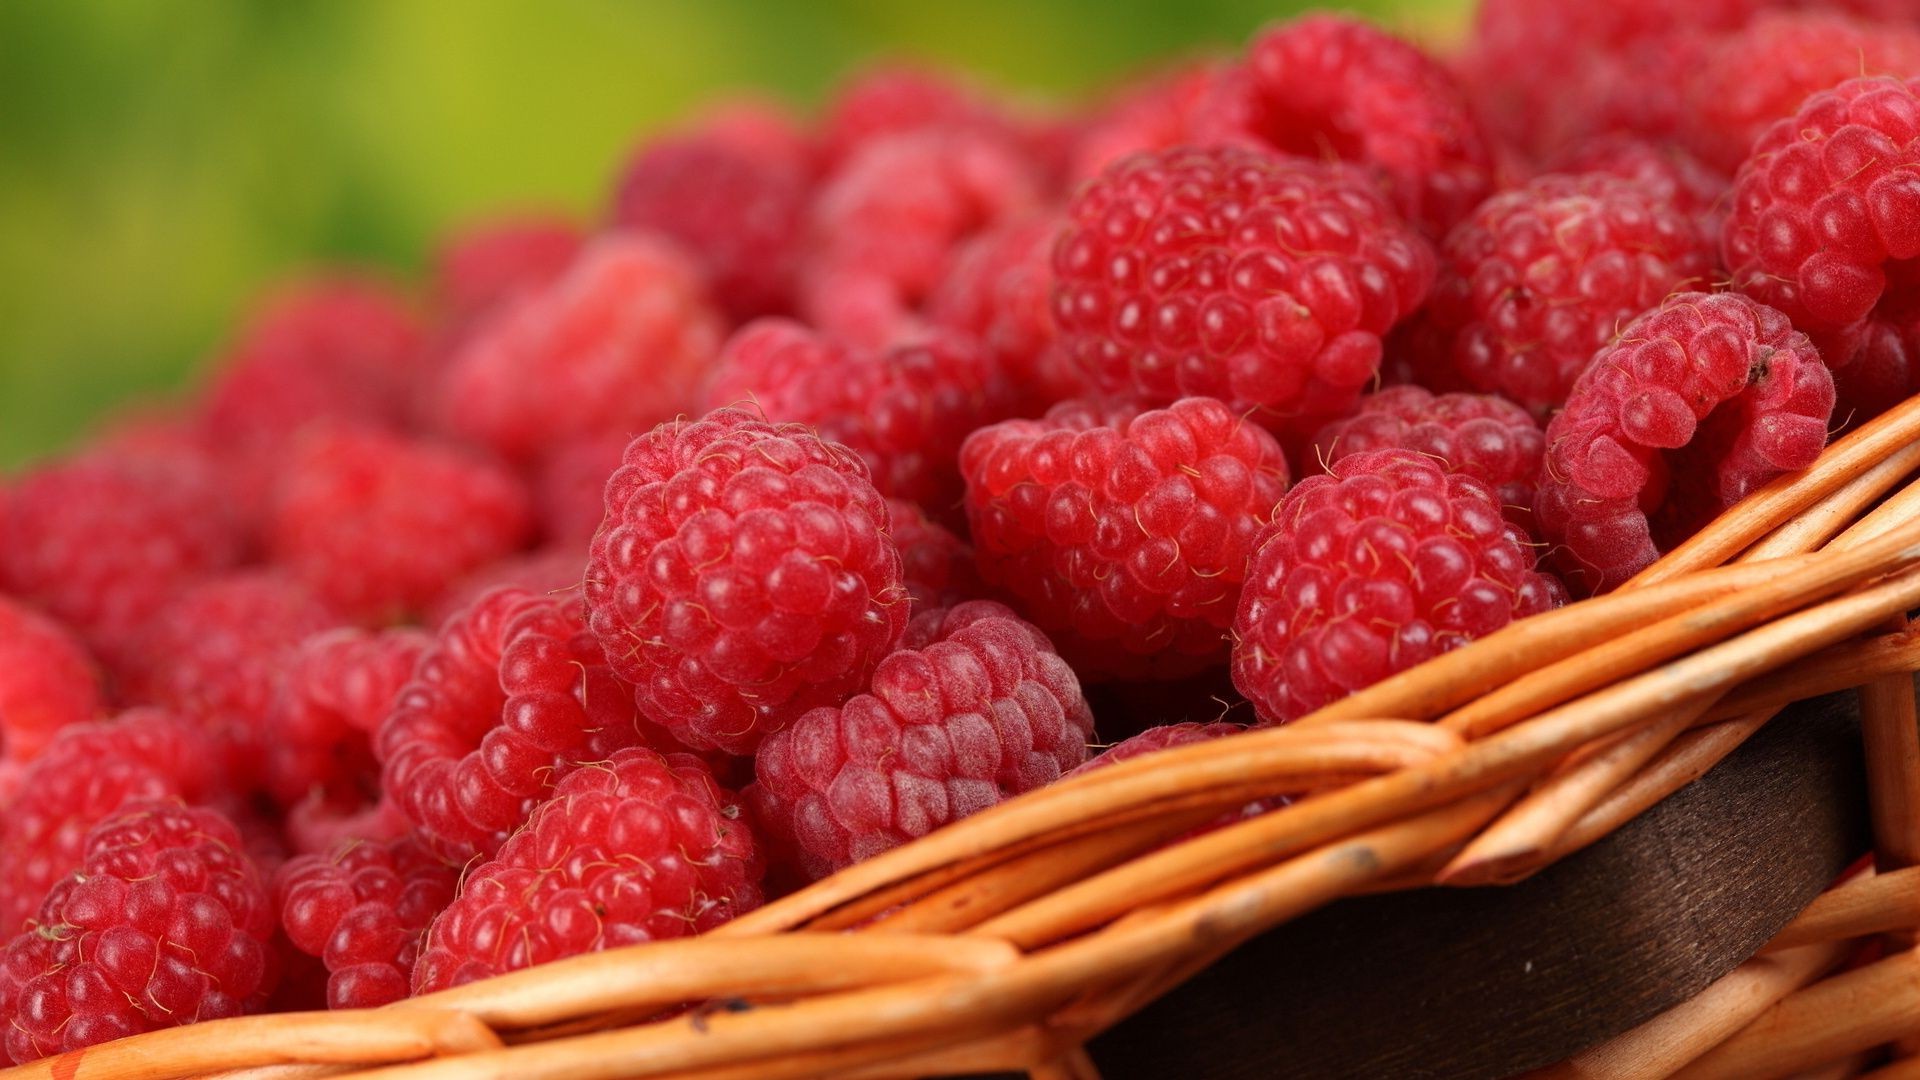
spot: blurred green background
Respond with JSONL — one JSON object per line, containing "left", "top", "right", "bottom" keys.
{"left": 0, "top": 0, "right": 1463, "bottom": 468}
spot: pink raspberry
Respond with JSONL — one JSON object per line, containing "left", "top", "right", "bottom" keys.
{"left": 886, "top": 498, "right": 985, "bottom": 613}
{"left": 265, "top": 427, "right": 533, "bottom": 623}
{"left": 1409, "top": 172, "right": 1714, "bottom": 414}
{"left": 1067, "top": 62, "right": 1226, "bottom": 185}
{"left": 0, "top": 714, "right": 221, "bottom": 936}
{"left": 928, "top": 214, "right": 1083, "bottom": 412}
{"left": 801, "top": 129, "right": 1043, "bottom": 348}
{"left": 437, "top": 234, "right": 725, "bottom": 463}
{"left": 427, "top": 546, "right": 586, "bottom": 629}
{"left": 276, "top": 835, "right": 459, "bottom": 1008}
{"left": 1537, "top": 292, "right": 1835, "bottom": 594}
{"left": 1311, "top": 386, "right": 1546, "bottom": 519}
{"left": 533, "top": 433, "right": 627, "bottom": 546}
{"left": 412, "top": 748, "right": 761, "bottom": 991}
{"left": 1052, "top": 145, "right": 1434, "bottom": 433}
{"left": 431, "top": 213, "right": 583, "bottom": 330}
{"left": 820, "top": 64, "right": 1022, "bottom": 167}
{"left": 960, "top": 397, "right": 1291, "bottom": 679}
{"left": 1202, "top": 14, "right": 1497, "bottom": 236}
{"left": 703, "top": 320, "right": 1018, "bottom": 517}
{"left": 585, "top": 409, "right": 909, "bottom": 755}
{"left": 1722, "top": 75, "right": 1920, "bottom": 411}
{"left": 1233, "top": 449, "right": 1565, "bottom": 724}
{"left": 0, "top": 450, "right": 243, "bottom": 670}
{"left": 266, "top": 627, "right": 431, "bottom": 813}
{"left": 748, "top": 601, "right": 1092, "bottom": 880}
{"left": 0, "top": 800, "right": 275, "bottom": 1063}
{"left": 0, "top": 597, "right": 102, "bottom": 765}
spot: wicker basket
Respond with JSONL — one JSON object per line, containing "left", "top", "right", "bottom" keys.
{"left": 14, "top": 399, "right": 1920, "bottom": 1080}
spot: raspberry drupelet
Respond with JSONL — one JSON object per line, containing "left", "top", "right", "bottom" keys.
{"left": 960, "top": 396, "right": 1291, "bottom": 679}
{"left": 412, "top": 747, "right": 762, "bottom": 991}
{"left": 0, "top": 596, "right": 102, "bottom": 765}
{"left": 0, "top": 801, "right": 276, "bottom": 1063}
{"left": 1311, "top": 386, "right": 1546, "bottom": 520}
{"left": 703, "top": 319, "right": 1018, "bottom": 517}
{"left": 1408, "top": 171, "right": 1714, "bottom": 414}
{"left": 1052, "top": 145, "right": 1434, "bottom": 436}
{"left": 585, "top": 409, "right": 909, "bottom": 755}
{"left": 749, "top": 601, "right": 1092, "bottom": 880}
{"left": 1536, "top": 292, "right": 1835, "bottom": 595}
{"left": 1232, "top": 449, "right": 1565, "bottom": 724}
{"left": 276, "top": 835, "right": 460, "bottom": 1008}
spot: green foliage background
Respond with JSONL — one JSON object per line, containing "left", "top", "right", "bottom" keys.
{"left": 0, "top": 0, "right": 1463, "bottom": 467}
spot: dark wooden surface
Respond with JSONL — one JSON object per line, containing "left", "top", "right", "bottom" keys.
{"left": 1066, "top": 692, "right": 1871, "bottom": 1080}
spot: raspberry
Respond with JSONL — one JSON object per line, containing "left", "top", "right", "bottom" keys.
{"left": 1068, "top": 62, "right": 1226, "bottom": 185}
{"left": 266, "top": 427, "right": 533, "bottom": 623}
{"left": 1232, "top": 449, "right": 1565, "bottom": 724}
{"left": 0, "top": 597, "right": 102, "bottom": 765}
{"left": 412, "top": 748, "right": 762, "bottom": 991}
{"left": 1052, "top": 145, "right": 1434, "bottom": 432}
{"left": 284, "top": 795, "right": 411, "bottom": 861}
{"left": 1202, "top": 14, "right": 1497, "bottom": 236}
{"left": 437, "top": 233, "right": 725, "bottom": 463}
{"left": 427, "top": 546, "right": 585, "bottom": 628}
{"left": 928, "top": 214, "right": 1083, "bottom": 411}
{"left": 1311, "top": 386, "right": 1546, "bottom": 520}
{"left": 748, "top": 601, "right": 1092, "bottom": 879}
{"left": 1545, "top": 135, "right": 1729, "bottom": 225}
{"left": 820, "top": 65, "right": 1020, "bottom": 167}
{"left": 1683, "top": 12, "right": 1920, "bottom": 175}
{"left": 886, "top": 498, "right": 984, "bottom": 613}
{"left": 122, "top": 572, "right": 339, "bottom": 771}
{"left": 276, "top": 835, "right": 459, "bottom": 1008}
{"left": 432, "top": 213, "right": 583, "bottom": 330}
{"left": 533, "top": 433, "right": 627, "bottom": 546}
{"left": 0, "top": 800, "right": 275, "bottom": 1063}
{"left": 1536, "top": 292, "right": 1836, "bottom": 594}
{"left": 800, "top": 129, "right": 1043, "bottom": 349}
{"left": 1409, "top": 172, "right": 1715, "bottom": 414}
{"left": 0, "top": 450, "right": 243, "bottom": 670}
{"left": 0, "top": 714, "right": 221, "bottom": 936}
{"left": 611, "top": 111, "right": 814, "bottom": 320}
{"left": 1722, "top": 75, "right": 1920, "bottom": 409}
{"left": 585, "top": 409, "right": 909, "bottom": 755}
{"left": 378, "top": 588, "right": 670, "bottom": 859}
{"left": 266, "top": 627, "right": 431, "bottom": 813}
{"left": 1068, "top": 721, "right": 1245, "bottom": 778}
{"left": 960, "top": 397, "right": 1291, "bottom": 679}
{"left": 703, "top": 320, "right": 1018, "bottom": 516}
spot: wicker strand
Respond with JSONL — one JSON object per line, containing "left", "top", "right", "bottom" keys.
{"left": 1670, "top": 948, "right": 1920, "bottom": 1080}
{"left": 1766, "top": 868, "right": 1920, "bottom": 952}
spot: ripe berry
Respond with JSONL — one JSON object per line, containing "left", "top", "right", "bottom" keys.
{"left": 749, "top": 601, "right": 1092, "bottom": 879}
{"left": 266, "top": 427, "right": 534, "bottom": 623}
{"left": 1068, "top": 61, "right": 1226, "bottom": 185}
{"left": 412, "top": 748, "right": 761, "bottom": 991}
{"left": 533, "top": 432, "right": 628, "bottom": 546}
{"left": 1311, "top": 386, "right": 1546, "bottom": 519}
{"left": 961, "top": 396, "right": 1290, "bottom": 679}
{"left": 1068, "top": 722, "right": 1245, "bottom": 778}
{"left": 0, "top": 596, "right": 102, "bottom": 765}
{"left": 437, "top": 233, "right": 725, "bottom": 462}
{"left": 1409, "top": 172, "right": 1714, "bottom": 414}
{"left": 0, "top": 800, "right": 275, "bottom": 1063}
{"left": 276, "top": 835, "right": 459, "bottom": 1008}
{"left": 886, "top": 498, "right": 984, "bottom": 613}
{"left": 266, "top": 627, "right": 430, "bottom": 813}
{"left": 585, "top": 409, "right": 909, "bottom": 755}
{"left": 1052, "top": 145, "right": 1434, "bottom": 434}
{"left": 431, "top": 213, "right": 583, "bottom": 331}
{"left": 1537, "top": 292, "right": 1835, "bottom": 594}
{"left": 427, "top": 546, "right": 586, "bottom": 629}
{"left": 1544, "top": 135, "right": 1729, "bottom": 234}
{"left": 820, "top": 64, "right": 1020, "bottom": 167}
{"left": 1232, "top": 449, "right": 1565, "bottom": 724}
{"left": 703, "top": 320, "right": 1018, "bottom": 517}
{"left": 928, "top": 214, "right": 1082, "bottom": 412}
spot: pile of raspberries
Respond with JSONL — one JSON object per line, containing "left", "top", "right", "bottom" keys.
{"left": 10, "top": 0, "right": 1920, "bottom": 1059}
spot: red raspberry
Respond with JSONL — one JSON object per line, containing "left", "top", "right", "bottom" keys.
{"left": 0, "top": 713, "right": 221, "bottom": 936}
{"left": 820, "top": 64, "right": 1021, "bottom": 167}
{"left": 1052, "top": 145, "right": 1434, "bottom": 433}
{"left": 801, "top": 129, "right": 1043, "bottom": 349}
{"left": 0, "top": 450, "right": 243, "bottom": 670}
{"left": 437, "top": 233, "right": 725, "bottom": 463}
{"left": 1068, "top": 721, "right": 1245, "bottom": 778}
{"left": 378, "top": 588, "right": 671, "bottom": 859}
{"left": 1201, "top": 14, "right": 1497, "bottom": 236}
{"left": 1068, "top": 62, "right": 1226, "bottom": 185}
{"left": 1536, "top": 292, "right": 1835, "bottom": 594}
{"left": 0, "top": 800, "right": 275, "bottom": 1063}
{"left": 1683, "top": 12, "right": 1920, "bottom": 175}
{"left": 1232, "top": 449, "right": 1565, "bottom": 724}
{"left": 0, "top": 597, "right": 102, "bottom": 765}
{"left": 960, "top": 397, "right": 1291, "bottom": 679}
{"left": 1722, "top": 76, "right": 1920, "bottom": 409}
{"left": 284, "top": 796, "right": 411, "bottom": 862}
{"left": 533, "top": 433, "right": 627, "bottom": 546}
{"left": 611, "top": 110, "right": 814, "bottom": 320}
{"left": 585, "top": 409, "right": 909, "bottom": 755}
{"left": 1545, "top": 135, "right": 1729, "bottom": 224}
{"left": 886, "top": 498, "right": 984, "bottom": 613}
{"left": 1409, "top": 172, "right": 1715, "bottom": 414}
{"left": 266, "top": 427, "right": 533, "bottom": 623}
{"left": 748, "top": 601, "right": 1092, "bottom": 880}
{"left": 1311, "top": 386, "right": 1546, "bottom": 520}
{"left": 266, "top": 627, "right": 430, "bottom": 813}
{"left": 427, "top": 546, "right": 586, "bottom": 629}
{"left": 703, "top": 320, "right": 1018, "bottom": 517}
{"left": 928, "top": 214, "right": 1083, "bottom": 412}
{"left": 276, "top": 835, "right": 459, "bottom": 1008}
{"left": 432, "top": 213, "right": 583, "bottom": 330}
{"left": 412, "top": 747, "right": 761, "bottom": 991}
{"left": 122, "top": 572, "right": 339, "bottom": 771}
